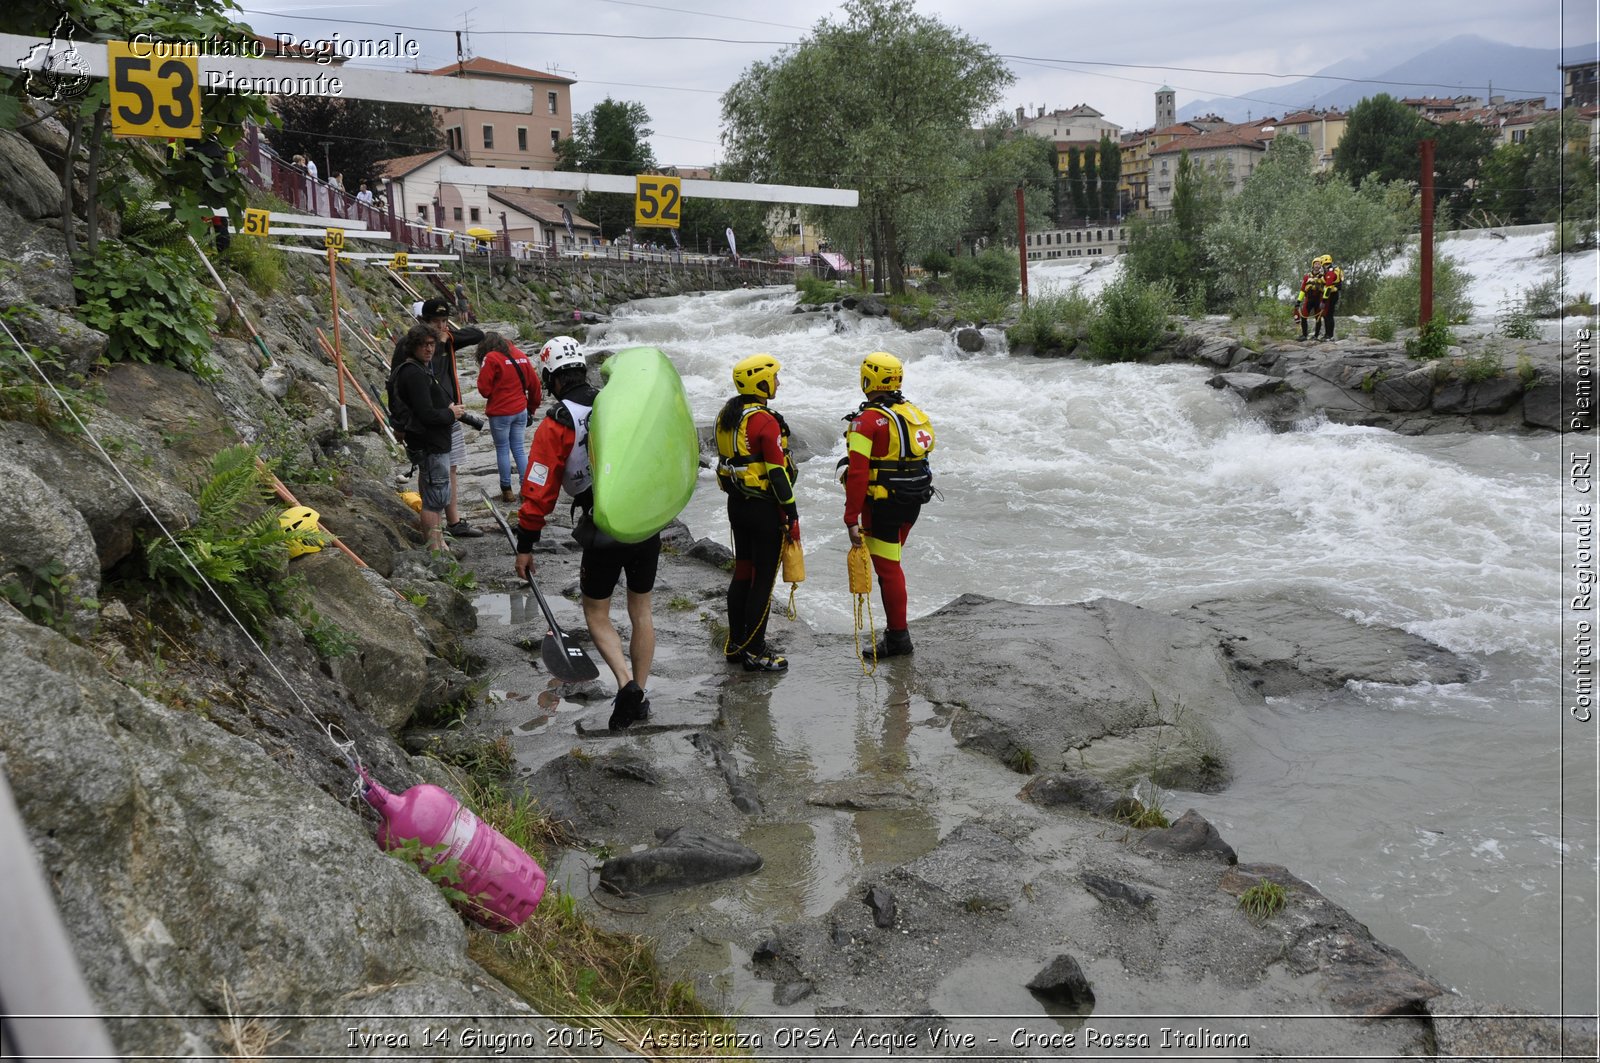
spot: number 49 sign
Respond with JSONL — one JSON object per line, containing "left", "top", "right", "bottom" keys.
{"left": 634, "top": 175, "right": 681, "bottom": 229}
{"left": 107, "top": 41, "right": 201, "bottom": 140}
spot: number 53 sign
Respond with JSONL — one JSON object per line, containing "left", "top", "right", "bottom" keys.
{"left": 634, "top": 175, "right": 681, "bottom": 229}
{"left": 107, "top": 42, "right": 201, "bottom": 140}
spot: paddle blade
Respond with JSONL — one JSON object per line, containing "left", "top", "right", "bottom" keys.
{"left": 542, "top": 631, "right": 599, "bottom": 682}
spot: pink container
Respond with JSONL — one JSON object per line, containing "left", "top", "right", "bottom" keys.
{"left": 362, "top": 773, "right": 547, "bottom": 932}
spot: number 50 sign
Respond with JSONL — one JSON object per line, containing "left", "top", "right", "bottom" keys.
{"left": 634, "top": 175, "right": 681, "bottom": 229}
{"left": 107, "top": 41, "right": 201, "bottom": 139}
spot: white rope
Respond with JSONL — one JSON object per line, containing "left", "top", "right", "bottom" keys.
{"left": 0, "top": 316, "right": 359, "bottom": 772}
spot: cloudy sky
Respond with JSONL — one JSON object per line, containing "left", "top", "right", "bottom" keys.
{"left": 242, "top": 0, "right": 1588, "bottom": 167}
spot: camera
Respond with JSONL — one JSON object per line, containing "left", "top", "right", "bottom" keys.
{"left": 458, "top": 411, "right": 486, "bottom": 431}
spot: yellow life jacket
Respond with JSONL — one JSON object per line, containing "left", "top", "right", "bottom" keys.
{"left": 715, "top": 400, "right": 793, "bottom": 499}
{"left": 859, "top": 398, "right": 935, "bottom": 503}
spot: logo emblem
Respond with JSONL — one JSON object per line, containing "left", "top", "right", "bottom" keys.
{"left": 914, "top": 429, "right": 933, "bottom": 450}
{"left": 17, "top": 15, "right": 90, "bottom": 103}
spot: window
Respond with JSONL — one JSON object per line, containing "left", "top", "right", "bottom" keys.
{"left": 416, "top": 205, "right": 427, "bottom": 218}
{"left": 482, "top": 125, "right": 494, "bottom": 149}
{"left": 517, "top": 127, "right": 528, "bottom": 151}
{"left": 547, "top": 91, "right": 558, "bottom": 115}
{"left": 1298, "top": 123, "right": 1309, "bottom": 135}
{"left": 453, "top": 207, "right": 463, "bottom": 221}
{"left": 470, "top": 207, "right": 480, "bottom": 222}
{"left": 550, "top": 129, "right": 560, "bottom": 150}
{"left": 447, "top": 126, "right": 462, "bottom": 151}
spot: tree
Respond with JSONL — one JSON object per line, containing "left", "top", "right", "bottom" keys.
{"left": 960, "top": 116, "right": 1055, "bottom": 253}
{"left": 1334, "top": 93, "right": 1426, "bottom": 186}
{"left": 1522, "top": 109, "right": 1598, "bottom": 225}
{"left": 267, "top": 98, "right": 441, "bottom": 191}
{"left": 556, "top": 97, "right": 657, "bottom": 239}
{"left": 1124, "top": 149, "right": 1227, "bottom": 309}
{"left": 1098, "top": 133, "right": 1121, "bottom": 219}
{"left": 1065, "top": 146, "right": 1086, "bottom": 220}
{"left": 721, "top": 0, "right": 1011, "bottom": 294}
{"left": 1430, "top": 120, "right": 1495, "bottom": 225}
{"left": 665, "top": 162, "right": 771, "bottom": 258}
{"left": 1082, "top": 146, "right": 1099, "bottom": 221}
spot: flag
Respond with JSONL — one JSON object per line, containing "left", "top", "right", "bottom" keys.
{"left": 670, "top": 228, "right": 680, "bottom": 249}
{"left": 726, "top": 226, "right": 738, "bottom": 264}
{"left": 561, "top": 204, "right": 575, "bottom": 242}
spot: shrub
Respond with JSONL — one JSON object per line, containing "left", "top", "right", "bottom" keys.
{"left": 74, "top": 240, "right": 217, "bottom": 378}
{"left": 1521, "top": 277, "right": 1563, "bottom": 318}
{"left": 1404, "top": 318, "right": 1454, "bottom": 361}
{"left": 950, "top": 247, "right": 1019, "bottom": 296}
{"left": 1238, "top": 881, "right": 1288, "bottom": 921}
{"left": 1553, "top": 221, "right": 1596, "bottom": 254}
{"left": 1368, "top": 316, "right": 1397, "bottom": 342}
{"left": 920, "top": 248, "right": 953, "bottom": 278}
{"left": 222, "top": 235, "right": 286, "bottom": 296}
{"left": 952, "top": 289, "right": 1013, "bottom": 325}
{"left": 1455, "top": 349, "right": 1504, "bottom": 383}
{"left": 1369, "top": 250, "right": 1472, "bottom": 327}
{"left": 796, "top": 273, "right": 847, "bottom": 305}
{"left": 1086, "top": 275, "right": 1174, "bottom": 361}
{"left": 1007, "top": 288, "right": 1092, "bottom": 352}
{"left": 1258, "top": 297, "right": 1295, "bottom": 339}
{"left": 1498, "top": 294, "right": 1538, "bottom": 340}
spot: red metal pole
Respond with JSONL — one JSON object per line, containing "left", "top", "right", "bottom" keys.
{"left": 1419, "top": 138, "right": 1435, "bottom": 328}
{"left": 1015, "top": 184, "right": 1029, "bottom": 306}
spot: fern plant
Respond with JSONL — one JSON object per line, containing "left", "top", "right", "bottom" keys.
{"left": 143, "top": 445, "right": 321, "bottom": 635}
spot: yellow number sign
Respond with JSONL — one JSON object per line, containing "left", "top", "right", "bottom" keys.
{"left": 324, "top": 228, "right": 345, "bottom": 251}
{"left": 107, "top": 41, "right": 200, "bottom": 140}
{"left": 634, "top": 175, "right": 682, "bottom": 229}
{"left": 242, "top": 208, "right": 271, "bottom": 237}
{"left": 389, "top": 252, "right": 409, "bottom": 270}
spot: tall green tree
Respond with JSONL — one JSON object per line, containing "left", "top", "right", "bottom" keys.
{"left": 1082, "top": 146, "right": 1099, "bottom": 220}
{"left": 555, "top": 97, "right": 657, "bottom": 239}
{"left": 1430, "top": 120, "right": 1495, "bottom": 225}
{"left": 1125, "top": 149, "right": 1227, "bottom": 309}
{"left": 960, "top": 116, "right": 1054, "bottom": 252}
{"left": 1334, "top": 93, "right": 1426, "bottom": 186}
{"left": 721, "top": 0, "right": 1012, "bottom": 294}
{"left": 666, "top": 162, "right": 771, "bottom": 257}
{"left": 1098, "top": 133, "right": 1121, "bottom": 218}
{"left": 1065, "top": 146, "right": 1086, "bottom": 219}
{"left": 267, "top": 98, "right": 440, "bottom": 190}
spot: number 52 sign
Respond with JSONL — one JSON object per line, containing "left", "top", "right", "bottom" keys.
{"left": 634, "top": 175, "right": 681, "bottom": 229}
{"left": 107, "top": 41, "right": 202, "bottom": 140}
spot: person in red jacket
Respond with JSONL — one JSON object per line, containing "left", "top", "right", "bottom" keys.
{"left": 841, "top": 351, "right": 935, "bottom": 658}
{"left": 715, "top": 353, "right": 800, "bottom": 672}
{"left": 476, "top": 333, "right": 542, "bottom": 503}
{"left": 514, "top": 336, "right": 658, "bottom": 731}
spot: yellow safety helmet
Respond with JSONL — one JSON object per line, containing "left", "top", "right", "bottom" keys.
{"left": 860, "top": 351, "right": 903, "bottom": 395}
{"left": 732, "top": 353, "right": 781, "bottom": 398}
{"left": 1315, "top": 254, "right": 1332, "bottom": 267}
{"left": 279, "top": 505, "right": 323, "bottom": 559}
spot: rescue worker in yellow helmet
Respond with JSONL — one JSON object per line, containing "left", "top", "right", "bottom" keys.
{"left": 841, "top": 351, "right": 934, "bottom": 658}
{"left": 716, "top": 353, "right": 800, "bottom": 672}
{"left": 1315, "top": 254, "right": 1344, "bottom": 341}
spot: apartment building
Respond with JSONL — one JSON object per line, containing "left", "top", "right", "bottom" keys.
{"left": 429, "top": 57, "right": 574, "bottom": 186}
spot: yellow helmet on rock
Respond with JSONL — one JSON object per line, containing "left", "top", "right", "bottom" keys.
{"left": 732, "top": 353, "right": 781, "bottom": 398}
{"left": 860, "top": 351, "right": 903, "bottom": 395}
{"left": 279, "top": 506, "right": 323, "bottom": 559}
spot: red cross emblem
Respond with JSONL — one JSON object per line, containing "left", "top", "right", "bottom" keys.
{"left": 914, "top": 429, "right": 933, "bottom": 450}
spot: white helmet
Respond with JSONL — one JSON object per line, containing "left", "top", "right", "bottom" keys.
{"left": 539, "top": 336, "right": 584, "bottom": 373}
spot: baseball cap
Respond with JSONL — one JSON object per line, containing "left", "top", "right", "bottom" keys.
{"left": 416, "top": 297, "right": 451, "bottom": 320}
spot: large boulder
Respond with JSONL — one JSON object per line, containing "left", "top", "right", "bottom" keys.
{"left": 0, "top": 465, "right": 101, "bottom": 633}
{"left": 0, "top": 128, "right": 62, "bottom": 220}
{"left": 0, "top": 607, "right": 533, "bottom": 1058}
{"left": 98, "top": 362, "right": 240, "bottom": 485}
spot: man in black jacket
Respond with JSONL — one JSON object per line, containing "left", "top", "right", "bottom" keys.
{"left": 391, "top": 324, "right": 467, "bottom": 551}
{"left": 393, "top": 298, "right": 487, "bottom": 538}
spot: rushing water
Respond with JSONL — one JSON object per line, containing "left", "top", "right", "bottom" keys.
{"left": 587, "top": 286, "right": 1593, "bottom": 1013}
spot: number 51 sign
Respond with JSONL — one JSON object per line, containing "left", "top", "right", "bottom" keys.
{"left": 107, "top": 41, "right": 201, "bottom": 139}
{"left": 634, "top": 175, "right": 681, "bottom": 229}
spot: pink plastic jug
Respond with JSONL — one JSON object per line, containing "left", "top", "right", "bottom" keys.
{"left": 361, "top": 772, "right": 547, "bottom": 932}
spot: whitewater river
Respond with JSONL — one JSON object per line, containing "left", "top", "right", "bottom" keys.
{"left": 588, "top": 286, "right": 1593, "bottom": 1014}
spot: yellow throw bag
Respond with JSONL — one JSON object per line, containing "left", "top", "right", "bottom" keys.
{"left": 782, "top": 537, "right": 805, "bottom": 584}
{"left": 848, "top": 543, "right": 872, "bottom": 594}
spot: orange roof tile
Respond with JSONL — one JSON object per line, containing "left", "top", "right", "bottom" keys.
{"left": 1149, "top": 127, "right": 1267, "bottom": 155}
{"left": 426, "top": 56, "right": 574, "bottom": 84}
{"left": 376, "top": 149, "right": 464, "bottom": 179}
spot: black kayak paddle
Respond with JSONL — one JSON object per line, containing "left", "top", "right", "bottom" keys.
{"left": 480, "top": 491, "right": 600, "bottom": 683}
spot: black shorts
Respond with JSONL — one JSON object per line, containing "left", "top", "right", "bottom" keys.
{"left": 579, "top": 534, "right": 662, "bottom": 599}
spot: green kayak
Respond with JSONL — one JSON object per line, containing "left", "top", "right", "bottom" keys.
{"left": 591, "top": 346, "right": 698, "bottom": 543}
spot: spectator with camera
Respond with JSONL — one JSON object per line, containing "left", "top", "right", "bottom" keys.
{"left": 393, "top": 298, "right": 487, "bottom": 538}
{"left": 389, "top": 324, "right": 468, "bottom": 552}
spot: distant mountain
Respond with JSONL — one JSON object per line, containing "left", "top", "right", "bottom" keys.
{"left": 1178, "top": 35, "right": 1575, "bottom": 122}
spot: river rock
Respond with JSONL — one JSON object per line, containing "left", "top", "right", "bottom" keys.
{"left": 1018, "top": 771, "right": 1123, "bottom": 815}
{"left": 1427, "top": 993, "right": 1597, "bottom": 1059}
{"left": 864, "top": 885, "right": 897, "bottom": 928}
{"left": 0, "top": 465, "right": 101, "bottom": 634}
{"left": 954, "top": 326, "right": 985, "bottom": 353}
{"left": 1136, "top": 809, "right": 1237, "bottom": 863}
{"left": 0, "top": 128, "right": 61, "bottom": 220}
{"left": 1184, "top": 593, "right": 1478, "bottom": 694}
{"left": 1432, "top": 375, "right": 1522, "bottom": 415}
{"left": 1371, "top": 363, "right": 1437, "bottom": 411}
{"left": 911, "top": 595, "right": 1238, "bottom": 788}
{"left": 1026, "top": 953, "right": 1095, "bottom": 1006}
{"left": 1080, "top": 871, "right": 1156, "bottom": 908}
{"left": 599, "top": 826, "right": 762, "bottom": 897}
{"left": 1207, "top": 371, "right": 1283, "bottom": 400}
{"left": 903, "top": 823, "right": 1028, "bottom": 910}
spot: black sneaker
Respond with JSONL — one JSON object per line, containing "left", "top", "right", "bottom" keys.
{"left": 446, "top": 520, "right": 485, "bottom": 538}
{"left": 609, "top": 680, "right": 645, "bottom": 731}
{"left": 742, "top": 650, "right": 788, "bottom": 672}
